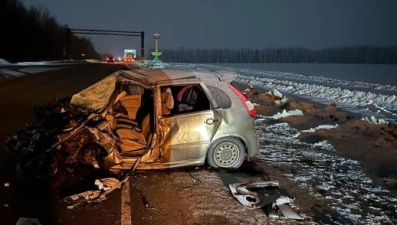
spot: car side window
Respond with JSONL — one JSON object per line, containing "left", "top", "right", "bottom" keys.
{"left": 163, "top": 85, "right": 210, "bottom": 115}
{"left": 206, "top": 86, "right": 231, "bottom": 109}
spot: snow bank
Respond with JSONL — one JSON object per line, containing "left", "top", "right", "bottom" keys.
{"left": 0, "top": 58, "right": 11, "bottom": 65}
{"left": 238, "top": 75, "right": 397, "bottom": 113}
{"left": 361, "top": 116, "right": 388, "bottom": 124}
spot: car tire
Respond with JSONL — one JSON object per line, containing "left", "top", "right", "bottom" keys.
{"left": 16, "top": 153, "right": 68, "bottom": 189}
{"left": 206, "top": 137, "right": 245, "bottom": 169}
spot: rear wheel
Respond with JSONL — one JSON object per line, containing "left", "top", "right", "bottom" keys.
{"left": 206, "top": 137, "right": 245, "bottom": 169}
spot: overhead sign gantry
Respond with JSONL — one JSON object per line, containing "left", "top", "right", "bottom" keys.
{"left": 65, "top": 28, "right": 145, "bottom": 60}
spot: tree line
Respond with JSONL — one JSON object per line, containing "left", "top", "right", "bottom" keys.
{"left": 0, "top": 0, "right": 99, "bottom": 63}
{"left": 159, "top": 46, "right": 397, "bottom": 64}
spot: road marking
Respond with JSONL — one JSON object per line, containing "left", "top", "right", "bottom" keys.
{"left": 121, "top": 180, "right": 132, "bottom": 225}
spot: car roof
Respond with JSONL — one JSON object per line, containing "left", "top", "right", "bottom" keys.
{"left": 119, "top": 69, "right": 238, "bottom": 84}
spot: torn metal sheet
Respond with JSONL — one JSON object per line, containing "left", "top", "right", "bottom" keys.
{"left": 277, "top": 203, "right": 304, "bottom": 220}
{"left": 229, "top": 181, "right": 304, "bottom": 220}
{"left": 64, "top": 176, "right": 129, "bottom": 209}
{"left": 229, "top": 181, "right": 279, "bottom": 209}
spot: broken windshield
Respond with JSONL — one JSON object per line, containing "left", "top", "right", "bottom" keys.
{"left": 70, "top": 74, "right": 118, "bottom": 112}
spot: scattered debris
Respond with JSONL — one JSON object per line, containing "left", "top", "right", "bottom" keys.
{"left": 4, "top": 182, "right": 10, "bottom": 187}
{"left": 15, "top": 217, "right": 42, "bottom": 225}
{"left": 63, "top": 176, "right": 130, "bottom": 209}
{"left": 229, "top": 181, "right": 279, "bottom": 209}
{"left": 95, "top": 177, "right": 120, "bottom": 191}
{"left": 275, "top": 196, "right": 304, "bottom": 220}
{"left": 229, "top": 181, "right": 304, "bottom": 221}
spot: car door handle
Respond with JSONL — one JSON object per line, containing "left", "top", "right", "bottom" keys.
{"left": 205, "top": 118, "right": 218, "bottom": 125}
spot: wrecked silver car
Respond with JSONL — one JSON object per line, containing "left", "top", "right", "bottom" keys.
{"left": 4, "top": 69, "right": 259, "bottom": 187}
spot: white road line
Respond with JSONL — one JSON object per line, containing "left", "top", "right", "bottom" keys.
{"left": 121, "top": 180, "right": 132, "bottom": 225}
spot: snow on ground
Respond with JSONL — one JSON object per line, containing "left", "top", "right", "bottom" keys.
{"left": 255, "top": 118, "right": 397, "bottom": 225}
{"left": 237, "top": 74, "right": 397, "bottom": 119}
{"left": 0, "top": 59, "right": 12, "bottom": 65}
{"left": 0, "top": 58, "right": 92, "bottom": 80}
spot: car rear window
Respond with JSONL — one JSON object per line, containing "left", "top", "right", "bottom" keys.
{"left": 207, "top": 86, "right": 231, "bottom": 109}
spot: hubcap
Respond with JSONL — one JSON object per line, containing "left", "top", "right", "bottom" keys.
{"left": 214, "top": 142, "right": 239, "bottom": 167}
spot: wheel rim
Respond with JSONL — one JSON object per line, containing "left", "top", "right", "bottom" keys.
{"left": 213, "top": 141, "right": 240, "bottom": 167}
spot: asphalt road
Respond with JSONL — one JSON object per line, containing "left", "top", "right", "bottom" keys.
{"left": 0, "top": 63, "right": 127, "bottom": 225}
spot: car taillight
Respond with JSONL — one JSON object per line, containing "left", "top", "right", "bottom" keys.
{"left": 229, "top": 84, "right": 256, "bottom": 118}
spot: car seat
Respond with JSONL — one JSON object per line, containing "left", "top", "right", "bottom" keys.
{"left": 176, "top": 86, "right": 198, "bottom": 112}
{"left": 161, "top": 87, "right": 174, "bottom": 115}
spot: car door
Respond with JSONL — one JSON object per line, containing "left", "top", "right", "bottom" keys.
{"left": 158, "top": 84, "right": 222, "bottom": 164}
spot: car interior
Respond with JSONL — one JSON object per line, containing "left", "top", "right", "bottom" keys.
{"left": 104, "top": 83, "right": 154, "bottom": 156}
{"left": 101, "top": 83, "right": 212, "bottom": 156}
{"left": 162, "top": 85, "right": 211, "bottom": 115}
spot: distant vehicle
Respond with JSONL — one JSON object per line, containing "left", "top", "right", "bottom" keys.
{"left": 106, "top": 56, "right": 115, "bottom": 64}
{"left": 4, "top": 69, "right": 259, "bottom": 188}
{"left": 123, "top": 49, "right": 136, "bottom": 64}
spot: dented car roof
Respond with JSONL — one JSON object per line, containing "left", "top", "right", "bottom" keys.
{"left": 70, "top": 69, "right": 239, "bottom": 112}
{"left": 120, "top": 69, "right": 238, "bottom": 83}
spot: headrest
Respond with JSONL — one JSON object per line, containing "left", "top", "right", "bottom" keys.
{"left": 177, "top": 86, "right": 198, "bottom": 104}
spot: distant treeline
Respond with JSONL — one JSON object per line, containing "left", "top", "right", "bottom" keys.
{"left": 0, "top": 0, "right": 99, "bottom": 62}
{"left": 159, "top": 46, "right": 397, "bottom": 64}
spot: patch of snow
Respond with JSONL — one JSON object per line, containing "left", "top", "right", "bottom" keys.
{"left": 262, "top": 109, "right": 303, "bottom": 120}
{"left": 313, "top": 140, "right": 335, "bottom": 151}
{"left": 16, "top": 61, "right": 50, "bottom": 65}
{"left": 267, "top": 89, "right": 283, "bottom": 98}
{"left": 294, "top": 124, "right": 339, "bottom": 137}
{"left": 362, "top": 116, "right": 388, "bottom": 124}
{"left": 0, "top": 58, "right": 12, "bottom": 65}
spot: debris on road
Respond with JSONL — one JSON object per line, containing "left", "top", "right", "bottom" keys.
{"left": 95, "top": 177, "right": 120, "bottom": 191}
{"left": 63, "top": 176, "right": 130, "bottom": 209}
{"left": 275, "top": 196, "right": 304, "bottom": 220}
{"left": 229, "top": 181, "right": 304, "bottom": 220}
{"left": 229, "top": 181, "right": 279, "bottom": 209}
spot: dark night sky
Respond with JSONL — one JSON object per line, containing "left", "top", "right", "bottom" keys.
{"left": 21, "top": 0, "right": 397, "bottom": 57}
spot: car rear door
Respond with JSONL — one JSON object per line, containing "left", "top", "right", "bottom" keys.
{"left": 158, "top": 84, "right": 222, "bottom": 164}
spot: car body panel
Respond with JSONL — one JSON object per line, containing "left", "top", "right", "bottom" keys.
{"left": 160, "top": 109, "right": 220, "bottom": 162}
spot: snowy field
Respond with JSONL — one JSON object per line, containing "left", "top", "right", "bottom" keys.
{"left": 171, "top": 63, "right": 397, "bottom": 124}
